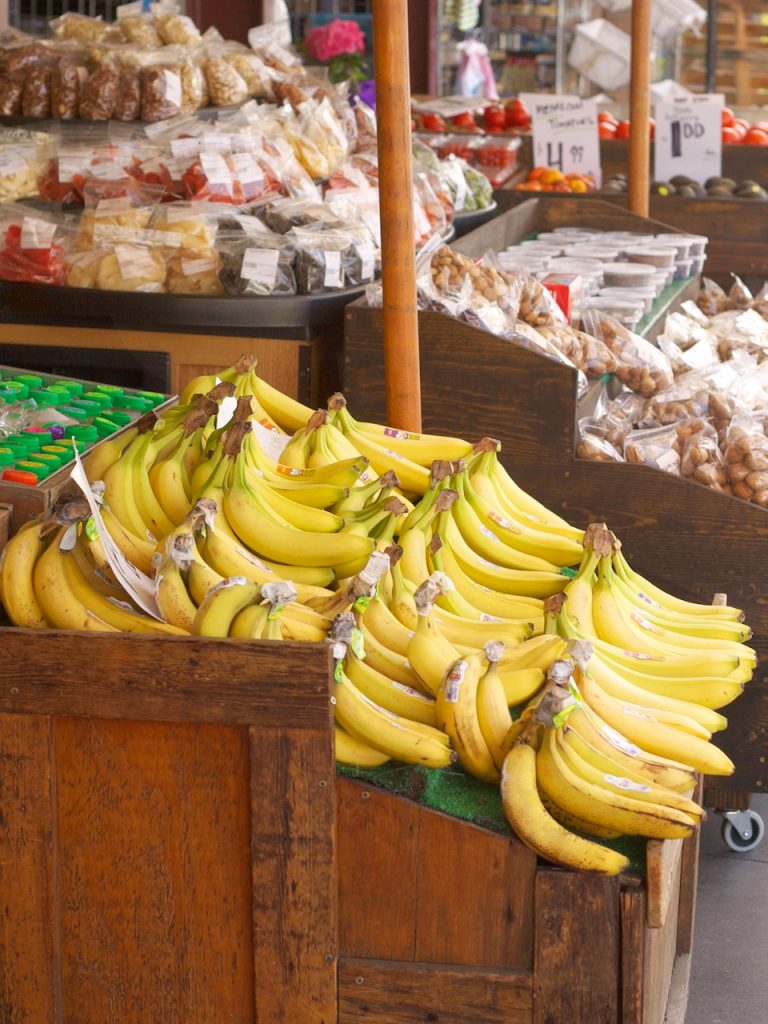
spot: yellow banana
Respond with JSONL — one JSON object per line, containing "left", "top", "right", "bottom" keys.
{"left": 345, "top": 649, "right": 439, "bottom": 726}
{"left": 0, "top": 519, "right": 50, "bottom": 627}
{"left": 33, "top": 527, "right": 117, "bottom": 632}
{"left": 192, "top": 577, "right": 263, "bottom": 637}
{"left": 334, "top": 724, "right": 392, "bottom": 767}
{"left": 437, "top": 650, "right": 499, "bottom": 783}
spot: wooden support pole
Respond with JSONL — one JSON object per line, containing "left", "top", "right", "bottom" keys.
{"left": 373, "top": 0, "right": 422, "bottom": 432}
{"left": 628, "top": 0, "right": 652, "bottom": 217}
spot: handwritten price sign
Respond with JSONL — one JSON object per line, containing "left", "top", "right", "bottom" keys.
{"left": 654, "top": 94, "right": 724, "bottom": 186}
{"left": 520, "top": 94, "right": 601, "bottom": 184}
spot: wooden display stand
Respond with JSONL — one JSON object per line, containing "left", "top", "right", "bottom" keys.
{"left": 343, "top": 306, "right": 768, "bottom": 795}
{"left": 0, "top": 623, "right": 697, "bottom": 1024}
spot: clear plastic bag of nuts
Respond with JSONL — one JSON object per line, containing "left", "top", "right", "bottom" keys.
{"left": 723, "top": 411, "right": 768, "bottom": 506}
{"left": 624, "top": 422, "right": 682, "bottom": 475}
{"left": 584, "top": 310, "right": 674, "bottom": 397}
{"left": 576, "top": 417, "right": 624, "bottom": 462}
{"left": 538, "top": 323, "right": 619, "bottom": 377}
{"left": 678, "top": 418, "right": 731, "bottom": 494}
{"left": 429, "top": 245, "right": 521, "bottom": 318}
{"left": 696, "top": 277, "right": 729, "bottom": 317}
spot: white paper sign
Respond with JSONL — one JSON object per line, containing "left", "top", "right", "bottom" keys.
{"left": 521, "top": 93, "right": 601, "bottom": 184}
{"left": 654, "top": 94, "right": 724, "bottom": 186}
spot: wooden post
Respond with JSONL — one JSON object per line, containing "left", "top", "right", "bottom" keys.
{"left": 373, "top": 0, "right": 422, "bottom": 432}
{"left": 628, "top": 0, "right": 652, "bottom": 217}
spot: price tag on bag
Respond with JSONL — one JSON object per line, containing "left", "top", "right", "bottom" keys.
{"left": 520, "top": 93, "right": 601, "bottom": 185}
{"left": 654, "top": 94, "right": 724, "bottom": 186}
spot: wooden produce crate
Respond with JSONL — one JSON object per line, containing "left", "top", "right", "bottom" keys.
{"left": 0, "top": 623, "right": 698, "bottom": 1024}
{"left": 449, "top": 197, "right": 699, "bottom": 342}
{"left": 493, "top": 190, "right": 768, "bottom": 292}
{"left": 343, "top": 307, "right": 768, "bottom": 796}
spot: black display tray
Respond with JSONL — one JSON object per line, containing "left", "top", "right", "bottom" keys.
{"left": 0, "top": 280, "right": 365, "bottom": 331}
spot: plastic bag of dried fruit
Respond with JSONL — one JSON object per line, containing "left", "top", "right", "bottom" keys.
{"left": 723, "top": 410, "right": 768, "bottom": 505}
{"left": 0, "top": 205, "right": 71, "bottom": 285}
{"left": 0, "top": 128, "right": 48, "bottom": 202}
{"left": 74, "top": 176, "right": 165, "bottom": 250}
{"left": 576, "top": 417, "right": 624, "bottom": 462}
{"left": 623, "top": 422, "right": 682, "bottom": 475}
{"left": 727, "top": 275, "right": 754, "bottom": 311}
{"left": 583, "top": 310, "right": 674, "bottom": 397}
{"left": 677, "top": 418, "right": 731, "bottom": 494}
{"left": 50, "top": 11, "right": 109, "bottom": 43}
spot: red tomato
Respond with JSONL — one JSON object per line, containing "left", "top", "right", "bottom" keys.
{"left": 483, "top": 104, "right": 506, "bottom": 130}
{"left": 615, "top": 120, "right": 631, "bottom": 140}
{"left": 504, "top": 98, "right": 530, "bottom": 129}
{"left": 420, "top": 112, "right": 446, "bottom": 132}
{"left": 754, "top": 121, "right": 768, "bottom": 132}
{"left": 732, "top": 118, "right": 750, "bottom": 136}
{"left": 721, "top": 107, "right": 735, "bottom": 127}
{"left": 599, "top": 122, "right": 618, "bottom": 139}
{"left": 721, "top": 125, "right": 742, "bottom": 144}
{"left": 648, "top": 117, "right": 655, "bottom": 140}
{"left": 598, "top": 111, "right": 618, "bottom": 125}
{"left": 743, "top": 127, "right": 768, "bottom": 145}
{"left": 449, "top": 111, "right": 478, "bottom": 131}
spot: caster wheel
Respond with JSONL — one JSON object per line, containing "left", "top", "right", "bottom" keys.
{"left": 721, "top": 811, "right": 765, "bottom": 853}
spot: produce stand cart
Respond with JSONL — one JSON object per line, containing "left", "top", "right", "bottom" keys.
{"left": 0, "top": 622, "right": 700, "bottom": 1024}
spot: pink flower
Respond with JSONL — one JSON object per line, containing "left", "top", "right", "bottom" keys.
{"left": 305, "top": 19, "right": 365, "bottom": 62}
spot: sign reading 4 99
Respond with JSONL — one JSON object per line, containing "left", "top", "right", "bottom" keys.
{"left": 520, "top": 94, "right": 601, "bottom": 186}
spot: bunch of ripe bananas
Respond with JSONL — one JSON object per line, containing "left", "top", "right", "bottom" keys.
{"left": 0, "top": 356, "right": 753, "bottom": 874}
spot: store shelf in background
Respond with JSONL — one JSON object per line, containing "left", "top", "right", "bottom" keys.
{"left": 680, "top": 0, "right": 768, "bottom": 104}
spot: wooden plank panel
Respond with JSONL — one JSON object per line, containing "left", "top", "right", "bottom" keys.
{"left": 676, "top": 779, "right": 704, "bottom": 957}
{"left": 414, "top": 807, "right": 536, "bottom": 969}
{"left": 0, "top": 631, "right": 333, "bottom": 729}
{"left": 177, "top": 336, "right": 302, "bottom": 399}
{"left": 646, "top": 838, "right": 684, "bottom": 929}
{"left": 56, "top": 717, "right": 254, "bottom": 1024}
{"left": 0, "top": 503, "right": 10, "bottom": 552}
{"left": 642, "top": 866, "right": 682, "bottom": 1024}
{"left": 251, "top": 726, "right": 337, "bottom": 1024}
{"left": 338, "top": 959, "right": 533, "bottom": 1024}
{"left": 0, "top": 713, "right": 58, "bottom": 1024}
{"left": 621, "top": 888, "right": 646, "bottom": 1024}
{"left": 533, "top": 871, "right": 619, "bottom": 1024}
{"left": 337, "top": 779, "right": 419, "bottom": 961}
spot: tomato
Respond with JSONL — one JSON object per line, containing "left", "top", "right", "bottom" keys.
{"left": 721, "top": 125, "right": 742, "bottom": 144}
{"left": 615, "top": 120, "right": 631, "bottom": 140}
{"left": 754, "top": 121, "right": 768, "bottom": 132}
{"left": 599, "top": 122, "right": 617, "bottom": 139}
{"left": 721, "top": 107, "right": 735, "bottom": 127}
{"left": 504, "top": 98, "right": 530, "bottom": 129}
{"left": 598, "top": 110, "right": 619, "bottom": 125}
{"left": 483, "top": 104, "right": 506, "bottom": 131}
{"left": 420, "top": 112, "right": 446, "bottom": 132}
{"left": 449, "top": 111, "right": 478, "bottom": 131}
{"left": 648, "top": 117, "right": 655, "bottom": 140}
{"left": 732, "top": 118, "right": 750, "bottom": 136}
{"left": 743, "top": 127, "right": 768, "bottom": 145}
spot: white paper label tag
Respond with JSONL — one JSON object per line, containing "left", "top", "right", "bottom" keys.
{"left": 0, "top": 151, "right": 29, "bottom": 176}
{"left": 356, "top": 242, "right": 375, "bottom": 280}
{"left": 170, "top": 136, "right": 201, "bottom": 160}
{"left": 89, "top": 161, "right": 128, "bottom": 181}
{"left": 230, "top": 151, "right": 264, "bottom": 187}
{"left": 69, "top": 448, "right": 162, "bottom": 618}
{"left": 604, "top": 774, "right": 651, "bottom": 793}
{"left": 20, "top": 217, "right": 57, "bottom": 249}
{"left": 163, "top": 70, "right": 183, "bottom": 110}
{"left": 182, "top": 256, "right": 217, "bottom": 276}
{"left": 241, "top": 247, "right": 279, "bottom": 286}
{"left": 200, "top": 151, "right": 233, "bottom": 188}
{"left": 115, "top": 244, "right": 157, "bottom": 280}
{"left": 57, "top": 154, "right": 85, "bottom": 182}
{"left": 655, "top": 448, "right": 681, "bottom": 473}
{"left": 96, "top": 195, "right": 133, "bottom": 217}
{"left": 323, "top": 250, "right": 343, "bottom": 288}
{"left": 201, "top": 131, "right": 231, "bottom": 153}
{"left": 521, "top": 93, "right": 601, "bottom": 185}
{"left": 654, "top": 94, "right": 724, "bottom": 186}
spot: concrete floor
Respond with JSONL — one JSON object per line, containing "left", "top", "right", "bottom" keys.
{"left": 686, "top": 793, "right": 768, "bottom": 1023}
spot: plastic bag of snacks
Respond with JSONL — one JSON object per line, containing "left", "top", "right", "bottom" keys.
{"left": 113, "top": 66, "right": 143, "bottom": 122}
{"left": 753, "top": 283, "right": 768, "bottom": 321}
{"left": 727, "top": 275, "right": 754, "bottom": 311}
{"left": 0, "top": 206, "right": 69, "bottom": 286}
{"left": 584, "top": 310, "right": 674, "bottom": 397}
{"left": 696, "top": 277, "right": 729, "bottom": 317}
{"left": 624, "top": 422, "right": 682, "bottom": 475}
{"left": 430, "top": 246, "right": 521, "bottom": 318}
{"left": 518, "top": 272, "right": 567, "bottom": 327}
{"left": 20, "top": 63, "right": 53, "bottom": 118}
{"left": 0, "top": 130, "right": 48, "bottom": 202}
{"left": 79, "top": 63, "right": 120, "bottom": 120}
{"left": 462, "top": 163, "right": 494, "bottom": 211}
{"left": 537, "top": 323, "right": 619, "bottom": 377}
{"left": 150, "top": 201, "right": 216, "bottom": 250}
{"left": 576, "top": 417, "right": 625, "bottom": 462}
{"left": 140, "top": 58, "right": 184, "bottom": 122}
{"left": 74, "top": 177, "right": 165, "bottom": 249}
{"left": 202, "top": 55, "right": 249, "bottom": 108}
{"left": 640, "top": 386, "right": 711, "bottom": 427}
{"left": 50, "top": 59, "right": 88, "bottom": 119}
{"left": 678, "top": 418, "right": 731, "bottom": 494}
{"left": 165, "top": 247, "right": 223, "bottom": 295}
{"left": 225, "top": 51, "right": 274, "bottom": 99}
{"left": 50, "top": 12, "right": 109, "bottom": 43}
{"left": 153, "top": 11, "right": 201, "bottom": 47}
{"left": 262, "top": 196, "right": 343, "bottom": 235}
{"left": 96, "top": 242, "right": 167, "bottom": 292}
{"left": 217, "top": 220, "right": 296, "bottom": 296}
{"left": 289, "top": 226, "right": 372, "bottom": 294}
{"left": 0, "top": 74, "right": 24, "bottom": 116}
{"left": 116, "top": 13, "right": 162, "bottom": 49}
{"left": 723, "top": 411, "right": 768, "bottom": 505}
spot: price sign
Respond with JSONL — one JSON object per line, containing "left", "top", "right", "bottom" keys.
{"left": 654, "top": 94, "right": 724, "bottom": 186}
{"left": 520, "top": 94, "right": 601, "bottom": 184}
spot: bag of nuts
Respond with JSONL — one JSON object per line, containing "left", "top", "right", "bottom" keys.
{"left": 723, "top": 411, "right": 768, "bottom": 506}
{"left": 584, "top": 310, "right": 674, "bottom": 397}
{"left": 576, "top": 417, "right": 625, "bottom": 462}
{"left": 624, "top": 422, "right": 682, "bottom": 475}
{"left": 678, "top": 418, "right": 731, "bottom": 494}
